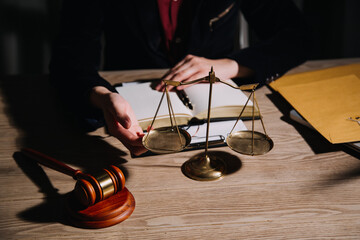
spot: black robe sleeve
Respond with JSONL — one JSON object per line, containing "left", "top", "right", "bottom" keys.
{"left": 229, "top": 0, "right": 312, "bottom": 84}
{"left": 49, "top": 0, "right": 115, "bottom": 131}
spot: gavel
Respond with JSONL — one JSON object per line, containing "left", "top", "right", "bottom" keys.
{"left": 21, "top": 148, "right": 125, "bottom": 207}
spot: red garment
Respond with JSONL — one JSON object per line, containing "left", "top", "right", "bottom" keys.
{"left": 157, "top": 0, "right": 183, "bottom": 49}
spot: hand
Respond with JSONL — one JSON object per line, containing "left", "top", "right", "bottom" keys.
{"left": 90, "top": 86, "right": 147, "bottom": 156}
{"left": 155, "top": 54, "right": 254, "bottom": 91}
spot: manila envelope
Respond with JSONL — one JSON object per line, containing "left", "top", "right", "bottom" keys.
{"left": 276, "top": 74, "right": 360, "bottom": 144}
{"left": 270, "top": 63, "right": 360, "bottom": 91}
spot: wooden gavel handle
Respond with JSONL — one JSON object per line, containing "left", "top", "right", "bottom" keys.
{"left": 21, "top": 148, "right": 83, "bottom": 180}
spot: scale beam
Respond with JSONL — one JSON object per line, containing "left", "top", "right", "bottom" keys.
{"left": 143, "top": 67, "right": 273, "bottom": 180}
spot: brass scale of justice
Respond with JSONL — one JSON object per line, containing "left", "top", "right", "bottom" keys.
{"left": 142, "top": 67, "right": 274, "bottom": 181}
{"left": 18, "top": 67, "right": 273, "bottom": 229}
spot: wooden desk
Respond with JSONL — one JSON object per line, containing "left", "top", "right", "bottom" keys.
{"left": 1, "top": 59, "right": 360, "bottom": 239}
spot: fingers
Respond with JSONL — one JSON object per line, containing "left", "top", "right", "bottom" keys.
{"left": 91, "top": 88, "right": 147, "bottom": 155}
{"left": 156, "top": 54, "right": 206, "bottom": 91}
{"left": 117, "top": 125, "right": 144, "bottom": 147}
{"left": 161, "top": 60, "right": 184, "bottom": 81}
{"left": 116, "top": 126, "right": 147, "bottom": 156}
{"left": 128, "top": 145, "right": 148, "bottom": 156}
{"left": 155, "top": 55, "right": 196, "bottom": 91}
{"left": 106, "top": 112, "right": 147, "bottom": 155}
{"left": 103, "top": 102, "right": 147, "bottom": 155}
{"left": 107, "top": 93, "right": 132, "bottom": 129}
{"left": 176, "top": 72, "right": 209, "bottom": 90}
{"left": 104, "top": 110, "right": 143, "bottom": 146}
{"left": 166, "top": 68, "right": 199, "bottom": 91}
{"left": 150, "top": 56, "right": 247, "bottom": 93}
{"left": 117, "top": 126, "right": 147, "bottom": 156}
{"left": 162, "top": 54, "right": 192, "bottom": 79}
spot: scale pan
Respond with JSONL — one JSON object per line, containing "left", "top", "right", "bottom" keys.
{"left": 226, "top": 131, "right": 273, "bottom": 155}
{"left": 142, "top": 127, "right": 191, "bottom": 154}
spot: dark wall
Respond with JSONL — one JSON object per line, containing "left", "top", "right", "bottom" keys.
{"left": 0, "top": 0, "right": 62, "bottom": 75}
{"left": 0, "top": 0, "right": 359, "bottom": 75}
{"left": 303, "top": 0, "right": 360, "bottom": 59}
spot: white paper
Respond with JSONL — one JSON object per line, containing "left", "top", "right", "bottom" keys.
{"left": 184, "top": 120, "right": 247, "bottom": 144}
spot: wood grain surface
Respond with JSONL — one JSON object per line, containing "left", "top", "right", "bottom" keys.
{"left": 0, "top": 59, "right": 359, "bottom": 239}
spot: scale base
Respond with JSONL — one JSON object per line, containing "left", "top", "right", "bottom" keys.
{"left": 66, "top": 187, "right": 135, "bottom": 229}
{"left": 181, "top": 153, "right": 226, "bottom": 181}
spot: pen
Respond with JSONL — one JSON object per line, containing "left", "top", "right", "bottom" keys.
{"left": 176, "top": 90, "right": 193, "bottom": 110}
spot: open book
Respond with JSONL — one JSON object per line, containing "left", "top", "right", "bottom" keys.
{"left": 115, "top": 80, "right": 259, "bottom": 130}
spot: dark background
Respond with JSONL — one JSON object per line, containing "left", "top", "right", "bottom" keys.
{"left": 0, "top": 0, "right": 359, "bottom": 75}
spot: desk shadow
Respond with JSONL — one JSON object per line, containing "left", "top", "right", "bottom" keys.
{"left": 14, "top": 152, "right": 71, "bottom": 226}
{"left": 304, "top": 162, "right": 360, "bottom": 193}
{"left": 266, "top": 88, "right": 342, "bottom": 155}
{"left": 1, "top": 74, "right": 129, "bottom": 173}
{"left": 1, "top": 75, "right": 131, "bottom": 225}
{"left": 319, "top": 164, "right": 360, "bottom": 188}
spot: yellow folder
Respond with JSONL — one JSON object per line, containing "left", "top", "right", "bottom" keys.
{"left": 270, "top": 64, "right": 360, "bottom": 144}
{"left": 270, "top": 63, "right": 360, "bottom": 91}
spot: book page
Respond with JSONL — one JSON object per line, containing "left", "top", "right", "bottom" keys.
{"left": 115, "top": 82, "right": 193, "bottom": 127}
{"left": 184, "top": 79, "right": 253, "bottom": 116}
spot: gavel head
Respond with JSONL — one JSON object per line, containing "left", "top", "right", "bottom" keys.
{"left": 72, "top": 165, "right": 125, "bottom": 207}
